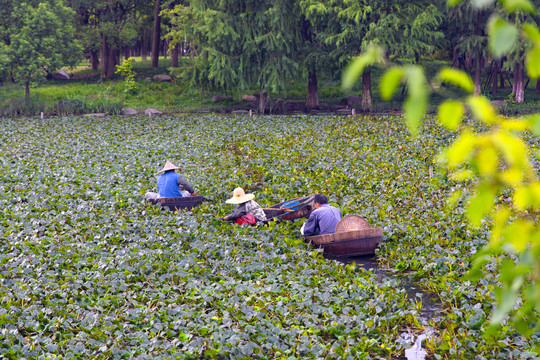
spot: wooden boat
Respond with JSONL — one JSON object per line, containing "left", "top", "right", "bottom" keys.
{"left": 149, "top": 195, "right": 205, "bottom": 211}
{"left": 305, "top": 215, "right": 383, "bottom": 257}
{"left": 263, "top": 195, "right": 314, "bottom": 222}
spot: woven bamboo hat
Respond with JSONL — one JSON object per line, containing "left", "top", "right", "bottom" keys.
{"left": 335, "top": 215, "right": 370, "bottom": 233}
{"left": 226, "top": 187, "right": 255, "bottom": 204}
{"left": 157, "top": 161, "right": 180, "bottom": 174}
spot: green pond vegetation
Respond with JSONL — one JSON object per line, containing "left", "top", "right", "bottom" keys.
{"left": 0, "top": 114, "right": 539, "bottom": 359}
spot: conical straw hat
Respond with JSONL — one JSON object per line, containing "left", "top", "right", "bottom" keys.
{"left": 225, "top": 187, "right": 255, "bottom": 204}
{"left": 157, "top": 161, "right": 180, "bottom": 174}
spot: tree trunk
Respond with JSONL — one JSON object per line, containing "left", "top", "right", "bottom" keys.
{"left": 361, "top": 70, "right": 373, "bottom": 112}
{"left": 499, "top": 59, "right": 505, "bottom": 89}
{"left": 90, "top": 50, "right": 99, "bottom": 70}
{"left": 536, "top": 79, "right": 540, "bottom": 91}
{"left": 151, "top": 0, "right": 161, "bottom": 68}
{"left": 104, "top": 47, "right": 119, "bottom": 77}
{"left": 515, "top": 61, "right": 524, "bottom": 103}
{"left": 258, "top": 92, "right": 267, "bottom": 114}
{"left": 142, "top": 30, "right": 148, "bottom": 61}
{"left": 492, "top": 60, "right": 498, "bottom": 95}
{"left": 306, "top": 69, "right": 319, "bottom": 110}
{"left": 171, "top": 44, "right": 179, "bottom": 67}
{"left": 25, "top": 81, "right": 30, "bottom": 101}
{"left": 102, "top": 37, "right": 110, "bottom": 76}
{"left": 512, "top": 67, "right": 517, "bottom": 94}
{"left": 452, "top": 47, "right": 459, "bottom": 67}
{"left": 473, "top": 53, "right": 482, "bottom": 96}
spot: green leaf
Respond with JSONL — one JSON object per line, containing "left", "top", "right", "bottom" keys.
{"left": 342, "top": 46, "right": 384, "bottom": 91}
{"left": 437, "top": 68, "right": 474, "bottom": 93}
{"left": 380, "top": 67, "right": 404, "bottom": 100}
{"left": 438, "top": 100, "right": 464, "bottom": 130}
{"left": 465, "top": 255, "right": 492, "bottom": 281}
{"left": 467, "top": 184, "right": 495, "bottom": 227}
{"left": 444, "top": 131, "right": 477, "bottom": 168}
{"left": 487, "top": 17, "right": 518, "bottom": 57}
{"left": 403, "top": 66, "right": 428, "bottom": 136}
{"left": 491, "top": 287, "right": 517, "bottom": 324}
{"left": 476, "top": 145, "right": 498, "bottom": 176}
{"left": 525, "top": 46, "right": 540, "bottom": 79}
{"left": 472, "top": 0, "right": 495, "bottom": 8}
{"left": 503, "top": 220, "right": 535, "bottom": 253}
{"left": 467, "top": 96, "right": 498, "bottom": 124}
{"left": 447, "top": 0, "right": 464, "bottom": 6}
{"left": 500, "top": 0, "right": 536, "bottom": 13}
{"left": 526, "top": 114, "right": 540, "bottom": 135}
{"left": 522, "top": 23, "right": 540, "bottom": 43}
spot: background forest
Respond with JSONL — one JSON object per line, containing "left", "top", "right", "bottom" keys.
{"left": 0, "top": 0, "right": 539, "bottom": 116}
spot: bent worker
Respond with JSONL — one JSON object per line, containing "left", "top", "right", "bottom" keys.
{"left": 145, "top": 161, "right": 195, "bottom": 200}
{"left": 221, "top": 187, "right": 267, "bottom": 225}
{"left": 301, "top": 194, "right": 341, "bottom": 236}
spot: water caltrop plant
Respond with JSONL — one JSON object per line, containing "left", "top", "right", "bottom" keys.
{"left": 343, "top": 0, "right": 540, "bottom": 338}
{"left": 2, "top": 113, "right": 538, "bottom": 357}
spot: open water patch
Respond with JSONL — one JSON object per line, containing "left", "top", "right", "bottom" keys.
{"left": 327, "top": 254, "right": 443, "bottom": 360}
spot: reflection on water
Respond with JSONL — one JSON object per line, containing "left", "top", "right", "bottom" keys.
{"left": 326, "top": 254, "right": 442, "bottom": 360}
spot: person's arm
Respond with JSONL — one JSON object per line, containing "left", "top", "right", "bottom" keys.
{"left": 222, "top": 203, "right": 247, "bottom": 221}
{"left": 177, "top": 175, "right": 195, "bottom": 194}
{"left": 302, "top": 212, "right": 319, "bottom": 236}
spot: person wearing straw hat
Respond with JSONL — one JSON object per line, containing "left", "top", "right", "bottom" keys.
{"left": 221, "top": 187, "right": 267, "bottom": 225}
{"left": 301, "top": 194, "right": 341, "bottom": 236}
{"left": 144, "top": 161, "right": 195, "bottom": 200}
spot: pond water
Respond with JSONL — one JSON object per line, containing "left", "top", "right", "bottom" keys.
{"left": 326, "top": 254, "right": 443, "bottom": 360}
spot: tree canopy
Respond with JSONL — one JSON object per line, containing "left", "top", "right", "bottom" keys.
{"left": 0, "top": 0, "right": 82, "bottom": 99}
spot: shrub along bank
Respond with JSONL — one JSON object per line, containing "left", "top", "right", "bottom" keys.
{"left": 0, "top": 114, "right": 538, "bottom": 358}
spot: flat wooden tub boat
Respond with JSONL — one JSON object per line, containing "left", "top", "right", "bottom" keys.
{"left": 263, "top": 195, "right": 314, "bottom": 222}
{"left": 149, "top": 195, "right": 204, "bottom": 211}
{"left": 305, "top": 226, "right": 383, "bottom": 257}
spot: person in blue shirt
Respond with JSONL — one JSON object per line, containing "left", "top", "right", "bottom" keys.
{"left": 145, "top": 161, "right": 195, "bottom": 199}
{"left": 301, "top": 194, "right": 341, "bottom": 236}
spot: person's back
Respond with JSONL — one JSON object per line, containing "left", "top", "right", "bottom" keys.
{"left": 310, "top": 204, "right": 341, "bottom": 235}
{"left": 302, "top": 194, "right": 341, "bottom": 236}
{"left": 145, "top": 161, "right": 195, "bottom": 200}
{"left": 157, "top": 170, "right": 182, "bottom": 198}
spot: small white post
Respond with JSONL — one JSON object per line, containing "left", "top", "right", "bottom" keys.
{"left": 429, "top": 165, "right": 433, "bottom": 178}
{"left": 351, "top": 108, "right": 356, "bottom": 116}
{"left": 40, "top": 112, "right": 44, "bottom": 119}
{"left": 249, "top": 109, "right": 253, "bottom": 117}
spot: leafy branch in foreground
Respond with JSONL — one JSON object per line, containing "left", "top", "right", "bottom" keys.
{"left": 344, "top": 0, "right": 540, "bottom": 338}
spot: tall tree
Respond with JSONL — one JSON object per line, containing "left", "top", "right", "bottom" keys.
{"left": 499, "top": 9, "right": 539, "bottom": 103}
{"left": 67, "top": 0, "right": 147, "bottom": 77}
{"left": 151, "top": 0, "right": 162, "bottom": 68}
{"left": 304, "top": 0, "right": 444, "bottom": 112}
{"left": 0, "top": 0, "right": 82, "bottom": 99}
{"left": 448, "top": 1, "right": 491, "bottom": 95}
{"left": 298, "top": 2, "right": 337, "bottom": 110}
{"left": 171, "top": 0, "right": 301, "bottom": 113}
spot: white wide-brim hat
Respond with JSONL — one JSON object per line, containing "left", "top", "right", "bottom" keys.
{"left": 226, "top": 187, "right": 255, "bottom": 204}
{"left": 157, "top": 160, "right": 180, "bottom": 174}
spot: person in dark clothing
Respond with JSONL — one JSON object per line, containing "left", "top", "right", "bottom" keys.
{"left": 145, "top": 161, "right": 195, "bottom": 199}
{"left": 221, "top": 187, "right": 267, "bottom": 224}
{"left": 301, "top": 194, "right": 341, "bottom": 236}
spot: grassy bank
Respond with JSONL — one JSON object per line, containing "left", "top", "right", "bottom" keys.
{"left": 1, "top": 58, "right": 540, "bottom": 116}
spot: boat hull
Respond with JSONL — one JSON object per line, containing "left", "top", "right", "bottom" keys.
{"left": 305, "top": 227, "right": 383, "bottom": 257}
{"left": 149, "top": 195, "right": 204, "bottom": 211}
{"left": 263, "top": 195, "right": 314, "bottom": 221}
